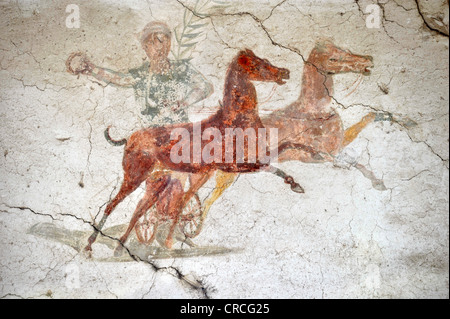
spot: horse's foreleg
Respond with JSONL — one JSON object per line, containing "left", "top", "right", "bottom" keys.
{"left": 277, "top": 141, "right": 327, "bottom": 162}
{"left": 266, "top": 165, "right": 305, "bottom": 193}
{"left": 343, "top": 111, "right": 394, "bottom": 147}
{"left": 193, "top": 171, "right": 237, "bottom": 237}
{"left": 343, "top": 113, "right": 376, "bottom": 147}
{"left": 265, "top": 141, "right": 326, "bottom": 194}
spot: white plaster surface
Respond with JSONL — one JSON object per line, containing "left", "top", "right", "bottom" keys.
{"left": 0, "top": 0, "right": 448, "bottom": 299}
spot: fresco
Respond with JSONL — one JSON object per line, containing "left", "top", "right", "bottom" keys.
{"left": 0, "top": 0, "right": 448, "bottom": 299}
{"left": 66, "top": 21, "right": 214, "bottom": 125}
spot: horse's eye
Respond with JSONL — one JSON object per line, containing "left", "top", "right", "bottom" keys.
{"left": 330, "top": 58, "right": 337, "bottom": 62}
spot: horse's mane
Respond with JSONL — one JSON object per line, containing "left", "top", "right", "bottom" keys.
{"left": 314, "top": 37, "right": 336, "bottom": 52}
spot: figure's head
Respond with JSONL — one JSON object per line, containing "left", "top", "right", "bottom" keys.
{"left": 236, "top": 49, "right": 290, "bottom": 85}
{"left": 310, "top": 39, "right": 374, "bottom": 75}
{"left": 140, "top": 22, "right": 172, "bottom": 60}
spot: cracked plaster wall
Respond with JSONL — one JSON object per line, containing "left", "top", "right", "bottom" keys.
{"left": 0, "top": 0, "right": 448, "bottom": 299}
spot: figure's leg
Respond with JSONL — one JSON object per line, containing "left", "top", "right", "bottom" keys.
{"left": 165, "top": 172, "right": 213, "bottom": 249}
{"left": 158, "top": 178, "right": 185, "bottom": 246}
{"left": 155, "top": 176, "right": 180, "bottom": 219}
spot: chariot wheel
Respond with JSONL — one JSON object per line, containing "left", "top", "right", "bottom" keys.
{"left": 179, "top": 193, "right": 202, "bottom": 238}
{"left": 134, "top": 205, "right": 158, "bottom": 245}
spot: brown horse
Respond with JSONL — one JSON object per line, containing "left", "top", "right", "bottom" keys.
{"left": 181, "top": 40, "right": 394, "bottom": 239}
{"left": 85, "top": 49, "right": 313, "bottom": 255}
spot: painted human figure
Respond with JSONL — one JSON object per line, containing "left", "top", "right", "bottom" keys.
{"left": 66, "top": 21, "right": 215, "bottom": 248}
{"left": 66, "top": 21, "right": 213, "bottom": 125}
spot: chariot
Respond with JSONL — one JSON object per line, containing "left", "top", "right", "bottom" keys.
{"left": 134, "top": 194, "right": 203, "bottom": 246}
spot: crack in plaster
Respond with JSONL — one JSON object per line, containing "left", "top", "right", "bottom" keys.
{"left": 1, "top": 202, "right": 211, "bottom": 298}
{"left": 1, "top": 0, "right": 447, "bottom": 299}
{"left": 181, "top": 0, "right": 448, "bottom": 167}
{"left": 414, "top": 0, "right": 449, "bottom": 37}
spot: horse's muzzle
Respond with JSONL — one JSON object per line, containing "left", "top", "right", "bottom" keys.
{"left": 362, "top": 55, "right": 374, "bottom": 75}
{"left": 277, "top": 68, "right": 290, "bottom": 85}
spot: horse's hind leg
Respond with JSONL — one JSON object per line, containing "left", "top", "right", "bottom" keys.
{"left": 84, "top": 151, "right": 155, "bottom": 253}
{"left": 354, "top": 163, "right": 387, "bottom": 191}
{"left": 113, "top": 174, "right": 170, "bottom": 257}
{"left": 85, "top": 179, "right": 141, "bottom": 253}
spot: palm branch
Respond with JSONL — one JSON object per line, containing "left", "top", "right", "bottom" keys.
{"left": 171, "top": 0, "right": 231, "bottom": 61}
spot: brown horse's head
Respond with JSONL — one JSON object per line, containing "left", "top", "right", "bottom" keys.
{"left": 309, "top": 39, "right": 374, "bottom": 75}
{"left": 236, "top": 49, "right": 290, "bottom": 85}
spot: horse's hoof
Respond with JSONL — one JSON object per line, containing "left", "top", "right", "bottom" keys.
{"left": 313, "top": 153, "right": 324, "bottom": 161}
{"left": 372, "top": 179, "right": 387, "bottom": 191}
{"left": 291, "top": 183, "right": 305, "bottom": 193}
{"left": 374, "top": 112, "right": 393, "bottom": 122}
{"left": 284, "top": 176, "right": 304, "bottom": 193}
{"left": 165, "top": 238, "right": 173, "bottom": 250}
{"left": 114, "top": 245, "right": 125, "bottom": 257}
{"left": 82, "top": 246, "right": 93, "bottom": 259}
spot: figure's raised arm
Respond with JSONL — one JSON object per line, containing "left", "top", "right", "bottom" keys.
{"left": 183, "top": 65, "right": 214, "bottom": 107}
{"left": 66, "top": 52, "right": 137, "bottom": 88}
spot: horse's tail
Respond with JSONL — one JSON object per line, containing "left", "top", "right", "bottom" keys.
{"left": 104, "top": 126, "right": 127, "bottom": 146}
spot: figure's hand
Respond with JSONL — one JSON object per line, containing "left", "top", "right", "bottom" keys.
{"left": 66, "top": 52, "right": 93, "bottom": 75}
{"left": 171, "top": 100, "right": 188, "bottom": 112}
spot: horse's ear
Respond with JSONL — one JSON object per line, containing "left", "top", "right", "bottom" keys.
{"left": 315, "top": 38, "right": 335, "bottom": 51}
{"left": 244, "top": 49, "right": 255, "bottom": 56}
